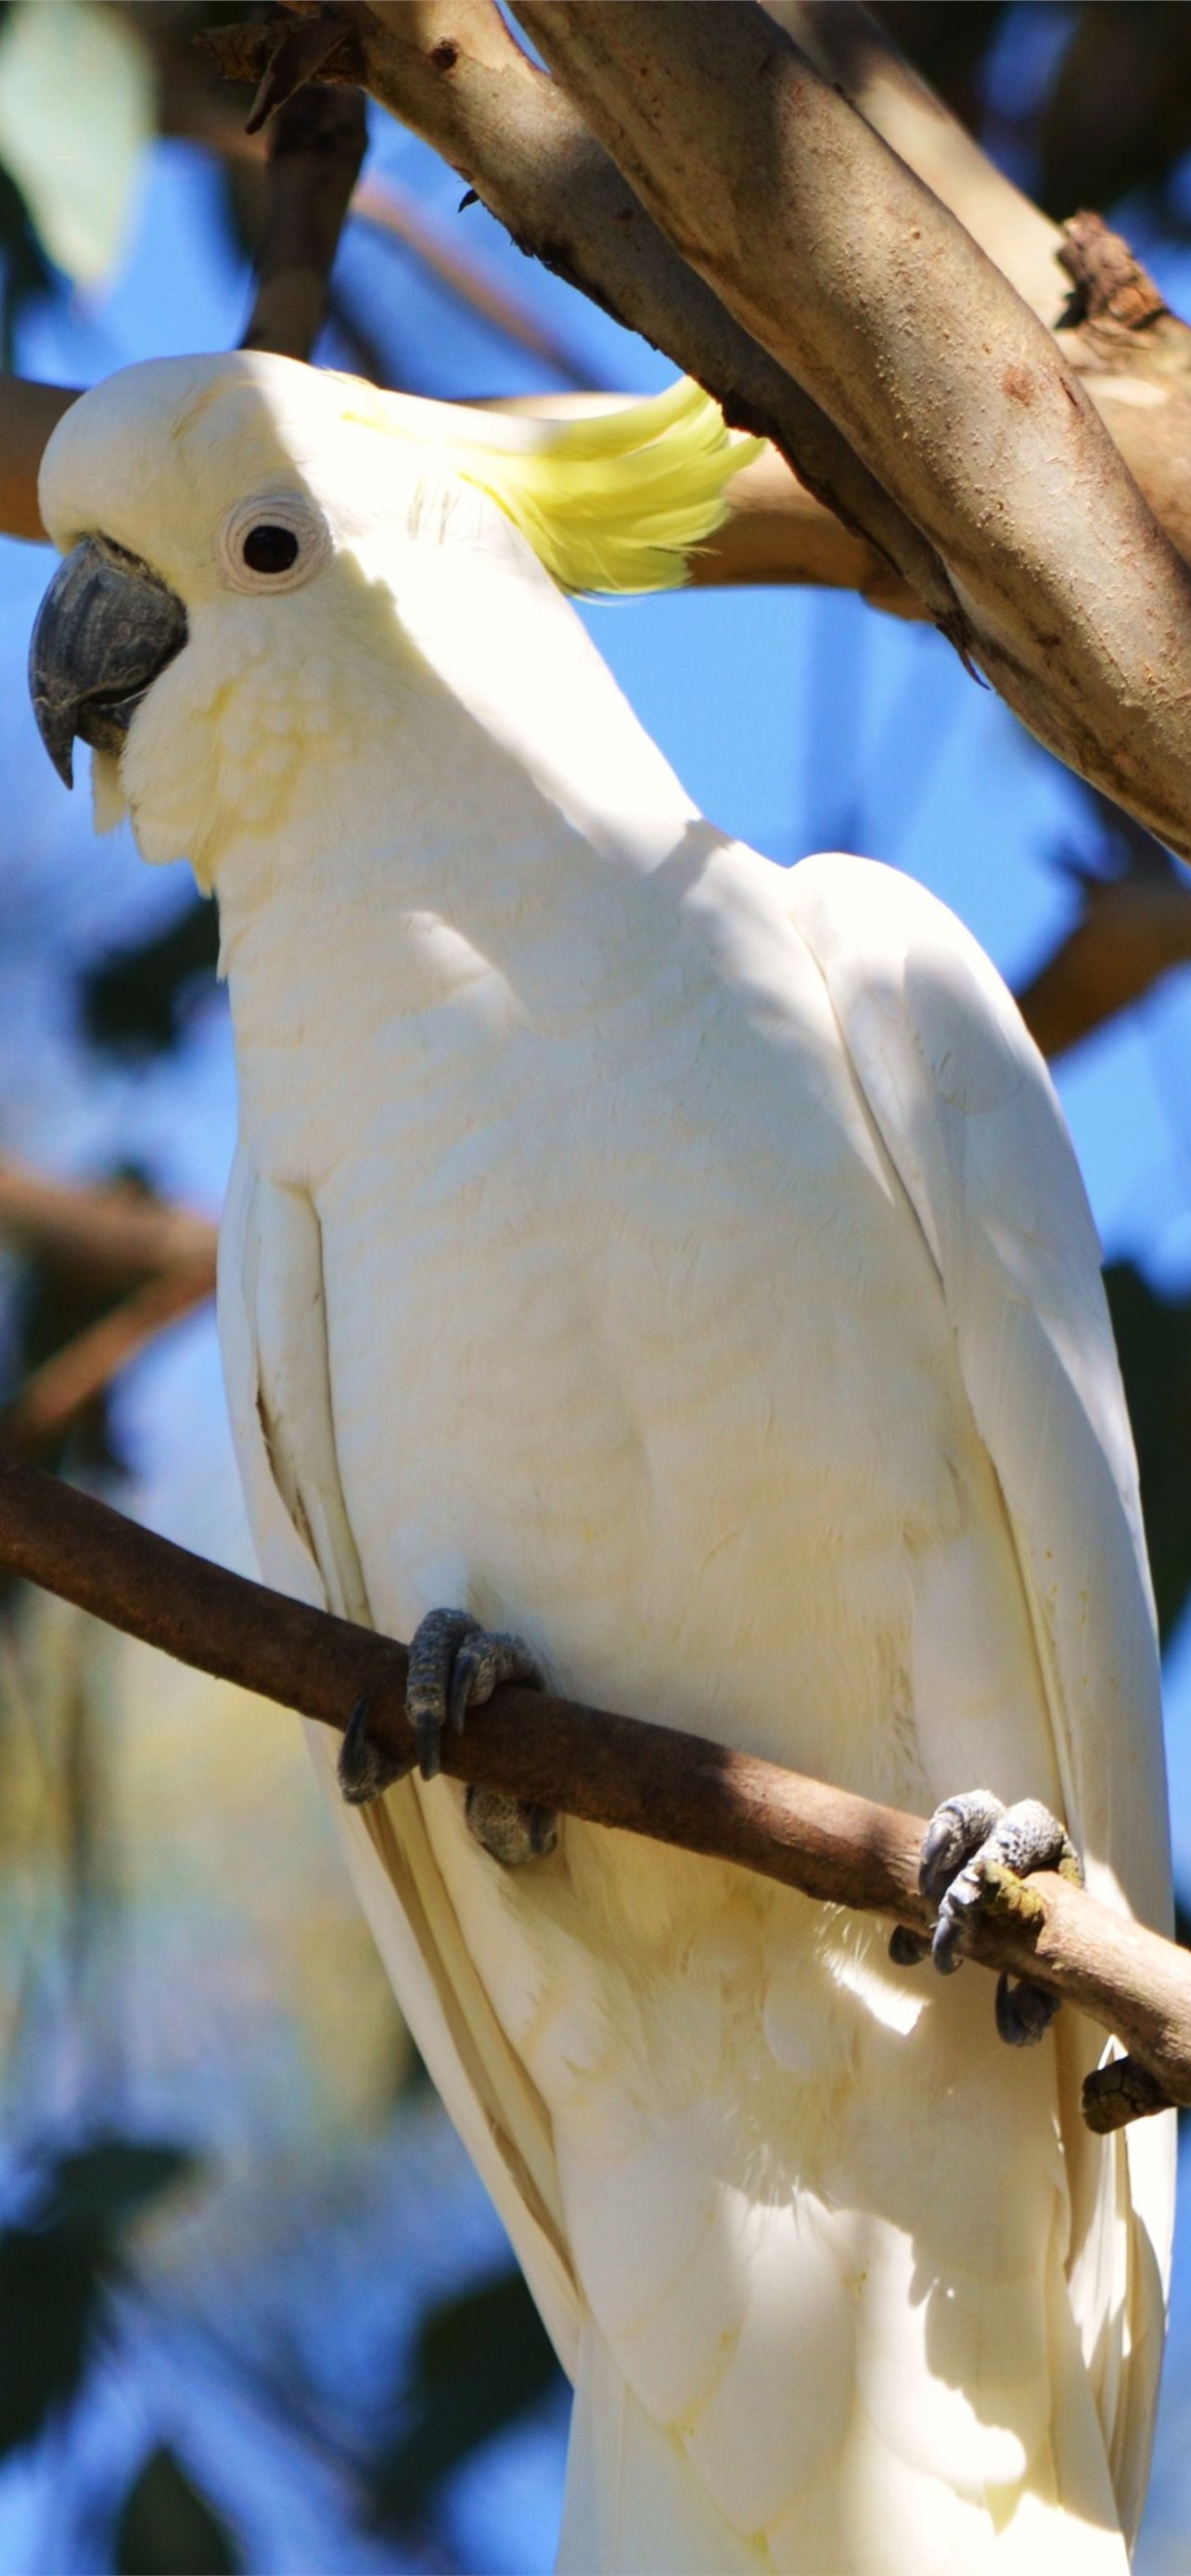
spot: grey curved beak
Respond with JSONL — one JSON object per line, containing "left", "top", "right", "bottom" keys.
{"left": 29, "top": 536, "right": 187, "bottom": 789}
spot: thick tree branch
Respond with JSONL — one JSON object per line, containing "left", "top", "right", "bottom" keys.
{"left": 13, "top": 4, "right": 1191, "bottom": 624}
{"left": 764, "top": 4, "right": 1067, "bottom": 330}
{"left": 513, "top": 1, "right": 1191, "bottom": 865}
{"left": 0, "top": 1451, "right": 1182, "bottom": 2135}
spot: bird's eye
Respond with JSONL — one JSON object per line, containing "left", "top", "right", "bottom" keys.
{"left": 217, "top": 491, "right": 330, "bottom": 594}
{"left": 242, "top": 524, "right": 300, "bottom": 577}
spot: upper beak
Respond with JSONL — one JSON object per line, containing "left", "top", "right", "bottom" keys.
{"left": 29, "top": 536, "right": 187, "bottom": 789}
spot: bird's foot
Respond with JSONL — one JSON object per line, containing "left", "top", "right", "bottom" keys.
{"left": 890, "top": 1789, "right": 1082, "bottom": 2047}
{"left": 339, "top": 1609, "right": 557, "bottom": 1868}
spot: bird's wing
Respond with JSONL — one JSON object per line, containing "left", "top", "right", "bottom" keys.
{"left": 217, "top": 1145, "right": 581, "bottom": 2375}
{"left": 788, "top": 848, "right": 1176, "bottom": 2537}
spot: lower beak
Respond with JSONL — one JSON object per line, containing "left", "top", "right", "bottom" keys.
{"left": 29, "top": 536, "right": 187, "bottom": 789}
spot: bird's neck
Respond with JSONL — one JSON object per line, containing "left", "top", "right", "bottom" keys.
{"left": 214, "top": 565, "right": 706, "bottom": 1043}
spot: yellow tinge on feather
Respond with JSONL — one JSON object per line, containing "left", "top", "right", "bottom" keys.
{"left": 340, "top": 375, "right": 763, "bottom": 597}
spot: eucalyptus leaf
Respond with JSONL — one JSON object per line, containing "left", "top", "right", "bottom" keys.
{"left": 0, "top": 2136, "right": 198, "bottom": 2460}
{"left": 368, "top": 2265, "right": 561, "bottom": 2533}
{"left": 1105, "top": 1260, "right": 1191, "bottom": 1646}
{"left": 0, "top": 0, "right": 151, "bottom": 286}
{"left": 80, "top": 896, "right": 221, "bottom": 1058}
{"left": 116, "top": 2444, "right": 241, "bottom": 2576}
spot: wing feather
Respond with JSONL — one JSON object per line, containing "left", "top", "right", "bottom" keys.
{"left": 788, "top": 850, "right": 1175, "bottom": 2536}
{"left": 217, "top": 1146, "right": 581, "bottom": 2375}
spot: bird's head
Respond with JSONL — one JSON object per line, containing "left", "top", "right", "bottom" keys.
{"left": 30, "top": 351, "right": 757, "bottom": 891}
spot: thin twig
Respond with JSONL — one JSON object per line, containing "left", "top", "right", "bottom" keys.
{"left": 0, "top": 1452, "right": 1183, "bottom": 2133}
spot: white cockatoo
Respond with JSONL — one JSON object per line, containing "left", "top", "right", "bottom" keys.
{"left": 29, "top": 351, "right": 1174, "bottom": 2573}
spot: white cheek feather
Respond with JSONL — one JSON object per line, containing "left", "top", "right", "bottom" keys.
{"left": 90, "top": 748, "right": 127, "bottom": 835}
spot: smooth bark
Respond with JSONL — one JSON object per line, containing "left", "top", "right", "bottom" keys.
{"left": 514, "top": 2, "right": 1191, "bottom": 862}
{"left": 0, "top": 1451, "right": 1182, "bottom": 2133}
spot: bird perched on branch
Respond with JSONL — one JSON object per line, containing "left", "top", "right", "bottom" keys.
{"left": 30, "top": 351, "right": 1173, "bottom": 2571}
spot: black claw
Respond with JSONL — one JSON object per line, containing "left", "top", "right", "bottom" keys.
{"left": 339, "top": 1697, "right": 413, "bottom": 1806}
{"left": 403, "top": 1610, "right": 547, "bottom": 1819}
{"left": 930, "top": 1910, "right": 968, "bottom": 1975}
{"left": 919, "top": 1809, "right": 967, "bottom": 1904}
{"left": 465, "top": 1785, "right": 559, "bottom": 1867}
{"left": 995, "top": 1972, "right": 1060, "bottom": 2048}
{"left": 415, "top": 1712, "right": 443, "bottom": 1782}
{"left": 449, "top": 1643, "right": 481, "bottom": 1736}
{"left": 889, "top": 1925, "right": 929, "bottom": 1967}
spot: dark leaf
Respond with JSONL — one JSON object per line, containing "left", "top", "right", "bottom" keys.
{"left": 35, "top": 2138, "right": 198, "bottom": 2239}
{"left": 367, "top": 2265, "right": 561, "bottom": 2533}
{"left": 0, "top": 2137, "right": 198, "bottom": 2460}
{"left": 0, "top": 159, "right": 56, "bottom": 366}
{"left": 875, "top": 5, "right": 1191, "bottom": 236}
{"left": 0, "top": 2220, "right": 105, "bottom": 2455}
{"left": 1106, "top": 1260, "right": 1191, "bottom": 1647}
{"left": 115, "top": 2444, "right": 241, "bottom": 2576}
{"left": 79, "top": 899, "right": 221, "bottom": 1059}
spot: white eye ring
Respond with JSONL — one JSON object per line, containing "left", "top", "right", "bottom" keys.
{"left": 217, "top": 491, "right": 331, "bottom": 594}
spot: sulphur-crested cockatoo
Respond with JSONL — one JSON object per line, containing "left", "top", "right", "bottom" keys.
{"left": 30, "top": 351, "right": 1174, "bottom": 2573}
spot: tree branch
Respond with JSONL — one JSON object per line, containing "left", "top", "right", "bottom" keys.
{"left": 0, "top": 378, "right": 78, "bottom": 542}
{"left": 512, "top": 1, "right": 1191, "bottom": 865}
{"left": 0, "top": 1160, "right": 216, "bottom": 1290}
{"left": 0, "top": 1163, "right": 218, "bottom": 1456}
{"left": 1017, "top": 869, "right": 1191, "bottom": 1062}
{"left": 2, "top": 1265, "right": 215, "bottom": 1460}
{"left": 763, "top": 3, "right": 1074, "bottom": 333}
{"left": 0, "top": 1450, "right": 1182, "bottom": 2134}
{"left": 239, "top": 35, "right": 367, "bottom": 362}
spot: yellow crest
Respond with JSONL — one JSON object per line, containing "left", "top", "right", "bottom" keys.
{"left": 342, "top": 376, "right": 762, "bottom": 596}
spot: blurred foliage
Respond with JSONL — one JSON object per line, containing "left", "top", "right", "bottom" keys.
{"left": 367, "top": 2266, "right": 561, "bottom": 2538}
{"left": 1106, "top": 1260, "right": 1191, "bottom": 1648}
{"left": 79, "top": 900, "right": 220, "bottom": 1059}
{"left": 0, "top": 157, "right": 50, "bottom": 369}
{"left": 876, "top": 2, "right": 1191, "bottom": 228}
{"left": 0, "top": 2138, "right": 196, "bottom": 2458}
{"left": 1, "top": 1164, "right": 169, "bottom": 1481}
{"left": 114, "top": 2444, "right": 239, "bottom": 2576}
{"left": 0, "top": 0, "right": 151, "bottom": 287}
